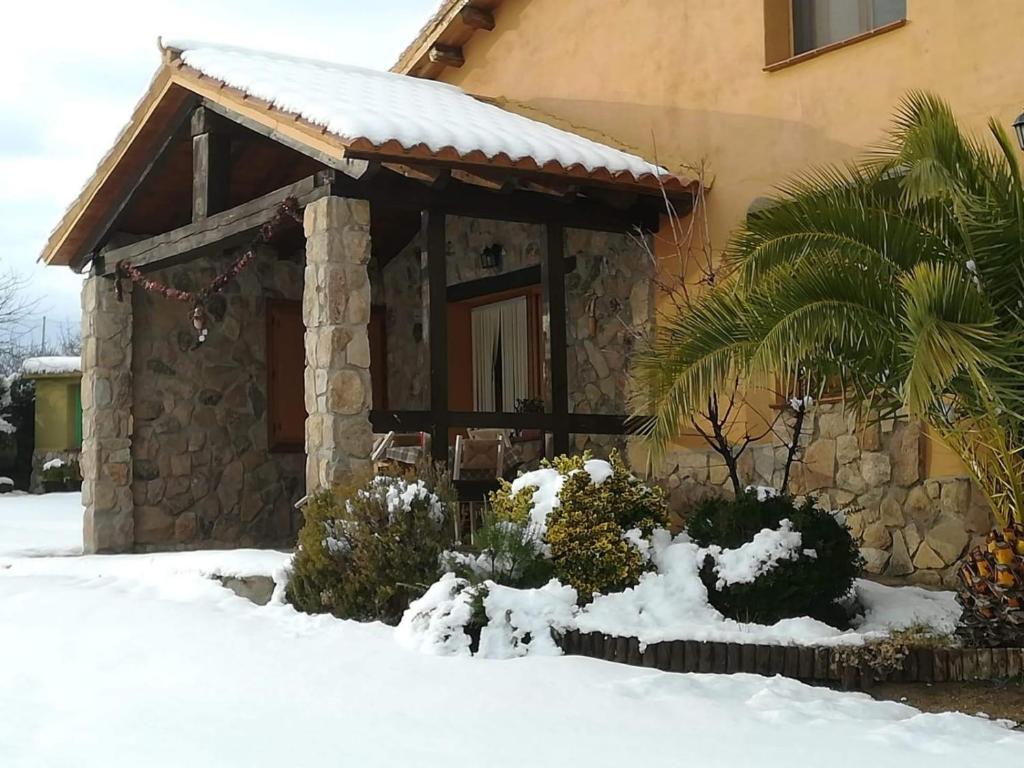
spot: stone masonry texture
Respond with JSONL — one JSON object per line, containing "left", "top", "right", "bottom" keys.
{"left": 655, "top": 402, "right": 992, "bottom": 587}
{"left": 81, "top": 275, "right": 134, "bottom": 553}
{"left": 130, "top": 246, "right": 304, "bottom": 551}
{"left": 303, "top": 196, "right": 374, "bottom": 492}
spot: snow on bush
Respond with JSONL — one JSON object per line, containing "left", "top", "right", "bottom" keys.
{"left": 396, "top": 574, "right": 577, "bottom": 659}
{"left": 490, "top": 451, "right": 668, "bottom": 599}
{"left": 478, "top": 580, "right": 577, "bottom": 659}
{"left": 43, "top": 458, "right": 66, "bottom": 472}
{"left": 705, "top": 519, "right": 804, "bottom": 589}
{"left": 395, "top": 573, "right": 475, "bottom": 656}
{"left": 504, "top": 457, "right": 613, "bottom": 539}
{"left": 402, "top": 520, "right": 959, "bottom": 656}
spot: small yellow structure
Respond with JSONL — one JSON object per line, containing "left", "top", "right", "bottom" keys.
{"left": 21, "top": 356, "right": 82, "bottom": 490}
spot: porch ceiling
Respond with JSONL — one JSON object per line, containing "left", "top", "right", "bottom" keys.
{"left": 40, "top": 39, "right": 696, "bottom": 270}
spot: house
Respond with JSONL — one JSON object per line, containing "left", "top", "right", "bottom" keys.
{"left": 40, "top": 2, "right": 1014, "bottom": 582}
{"left": 40, "top": 38, "right": 691, "bottom": 553}
{"left": 21, "top": 356, "right": 82, "bottom": 491}
{"left": 391, "top": 0, "right": 1021, "bottom": 586}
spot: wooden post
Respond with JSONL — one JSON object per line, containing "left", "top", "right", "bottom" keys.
{"left": 423, "top": 210, "right": 450, "bottom": 464}
{"left": 191, "top": 106, "right": 231, "bottom": 220}
{"left": 541, "top": 223, "right": 569, "bottom": 455}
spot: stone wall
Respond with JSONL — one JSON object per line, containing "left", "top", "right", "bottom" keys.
{"left": 656, "top": 402, "right": 993, "bottom": 587}
{"left": 130, "top": 247, "right": 304, "bottom": 550}
{"left": 565, "top": 228, "right": 653, "bottom": 458}
{"left": 374, "top": 218, "right": 652, "bottom": 422}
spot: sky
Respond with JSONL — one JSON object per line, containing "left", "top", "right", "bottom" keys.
{"left": 0, "top": 0, "right": 439, "bottom": 347}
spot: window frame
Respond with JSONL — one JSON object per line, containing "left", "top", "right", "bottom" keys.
{"left": 764, "top": 0, "right": 906, "bottom": 71}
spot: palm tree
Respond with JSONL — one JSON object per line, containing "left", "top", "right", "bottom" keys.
{"left": 635, "top": 92, "right": 1024, "bottom": 527}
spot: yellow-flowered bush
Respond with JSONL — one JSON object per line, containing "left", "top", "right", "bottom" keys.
{"left": 489, "top": 450, "right": 668, "bottom": 602}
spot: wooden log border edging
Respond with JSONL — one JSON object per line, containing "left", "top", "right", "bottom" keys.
{"left": 558, "top": 630, "right": 1024, "bottom": 690}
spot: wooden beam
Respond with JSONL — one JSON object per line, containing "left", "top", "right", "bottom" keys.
{"left": 460, "top": 5, "right": 496, "bottom": 30}
{"left": 96, "top": 172, "right": 333, "bottom": 276}
{"left": 368, "top": 410, "right": 645, "bottom": 435}
{"left": 428, "top": 44, "right": 465, "bottom": 67}
{"left": 71, "top": 93, "right": 199, "bottom": 273}
{"left": 446, "top": 257, "right": 576, "bottom": 303}
{"left": 542, "top": 223, "right": 570, "bottom": 455}
{"left": 451, "top": 169, "right": 511, "bottom": 192}
{"left": 424, "top": 209, "right": 450, "bottom": 463}
{"left": 519, "top": 179, "right": 577, "bottom": 200}
{"left": 331, "top": 168, "right": 665, "bottom": 234}
{"left": 191, "top": 106, "right": 231, "bottom": 220}
{"left": 382, "top": 162, "right": 450, "bottom": 188}
{"left": 199, "top": 99, "right": 371, "bottom": 176}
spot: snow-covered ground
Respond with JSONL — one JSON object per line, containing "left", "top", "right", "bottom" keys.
{"left": 0, "top": 491, "right": 84, "bottom": 557}
{"left": 1, "top": 492, "right": 1022, "bottom": 767}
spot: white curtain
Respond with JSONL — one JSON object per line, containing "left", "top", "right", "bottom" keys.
{"left": 498, "top": 297, "right": 529, "bottom": 412}
{"left": 471, "top": 296, "right": 529, "bottom": 411}
{"left": 471, "top": 304, "right": 500, "bottom": 411}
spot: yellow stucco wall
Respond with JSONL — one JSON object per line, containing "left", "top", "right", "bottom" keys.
{"left": 439, "top": 0, "right": 1023, "bottom": 475}
{"left": 33, "top": 376, "right": 82, "bottom": 452}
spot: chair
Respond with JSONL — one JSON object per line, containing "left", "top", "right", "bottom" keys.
{"left": 372, "top": 431, "right": 430, "bottom": 472}
{"left": 452, "top": 434, "right": 506, "bottom": 545}
{"left": 453, "top": 435, "right": 505, "bottom": 481}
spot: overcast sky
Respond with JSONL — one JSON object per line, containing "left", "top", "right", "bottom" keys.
{"left": 0, "top": 0, "right": 438, "bottom": 345}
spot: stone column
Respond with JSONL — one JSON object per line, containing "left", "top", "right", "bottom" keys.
{"left": 80, "top": 275, "right": 134, "bottom": 553}
{"left": 303, "top": 196, "right": 374, "bottom": 492}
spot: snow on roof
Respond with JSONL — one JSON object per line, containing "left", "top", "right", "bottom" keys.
{"left": 21, "top": 357, "right": 82, "bottom": 377}
{"left": 164, "top": 39, "right": 668, "bottom": 183}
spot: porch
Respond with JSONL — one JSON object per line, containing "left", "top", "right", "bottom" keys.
{"left": 56, "top": 41, "right": 694, "bottom": 552}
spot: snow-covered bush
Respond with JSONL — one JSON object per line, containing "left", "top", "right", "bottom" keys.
{"left": 396, "top": 572, "right": 577, "bottom": 658}
{"left": 489, "top": 450, "right": 668, "bottom": 602}
{"left": 687, "top": 492, "right": 862, "bottom": 626}
{"left": 442, "top": 514, "right": 553, "bottom": 589}
{"left": 287, "top": 472, "right": 453, "bottom": 624}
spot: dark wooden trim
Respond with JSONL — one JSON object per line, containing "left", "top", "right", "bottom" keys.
{"left": 460, "top": 5, "right": 495, "bottom": 30}
{"left": 429, "top": 44, "right": 465, "bottom": 67}
{"left": 191, "top": 107, "right": 231, "bottom": 221}
{"left": 76, "top": 93, "right": 200, "bottom": 273}
{"left": 368, "top": 409, "right": 646, "bottom": 435}
{"left": 445, "top": 257, "right": 577, "bottom": 303}
{"left": 543, "top": 223, "right": 569, "bottom": 455}
{"left": 96, "top": 172, "right": 333, "bottom": 276}
{"left": 555, "top": 634, "right": 1024, "bottom": 690}
{"left": 329, "top": 167, "right": 665, "bottom": 234}
{"left": 424, "top": 209, "right": 450, "bottom": 463}
{"left": 199, "top": 100, "right": 370, "bottom": 179}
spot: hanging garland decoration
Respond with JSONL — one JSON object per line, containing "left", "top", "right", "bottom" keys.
{"left": 115, "top": 196, "right": 302, "bottom": 348}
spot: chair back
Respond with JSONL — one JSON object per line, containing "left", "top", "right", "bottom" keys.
{"left": 453, "top": 435, "right": 505, "bottom": 481}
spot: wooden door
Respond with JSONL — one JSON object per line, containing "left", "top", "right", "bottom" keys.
{"left": 266, "top": 300, "right": 305, "bottom": 452}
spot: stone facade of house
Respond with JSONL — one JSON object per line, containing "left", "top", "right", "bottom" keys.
{"left": 373, "top": 217, "right": 652, "bottom": 420}
{"left": 129, "top": 246, "right": 305, "bottom": 551}
{"left": 655, "top": 402, "right": 993, "bottom": 587}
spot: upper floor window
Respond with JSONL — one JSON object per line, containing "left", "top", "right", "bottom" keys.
{"left": 793, "top": 0, "right": 905, "bottom": 54}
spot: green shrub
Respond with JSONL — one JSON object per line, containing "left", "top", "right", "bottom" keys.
{"left": 443, "top": 513, "right": 553, "bottom": 589}
{"left": 286, "top": 472, "right": 452, "bottom": 625}
{"left": 490, "top": 450, "right": 669, "bottom": 602}
{"left": 687, "top": 492, "right": 863, "bottom": 627}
